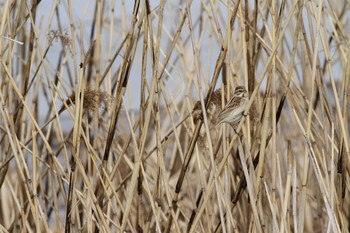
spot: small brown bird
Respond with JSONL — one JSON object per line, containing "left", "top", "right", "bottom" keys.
{"left": 215, "top": 86, "right": 248, "bottom": 125}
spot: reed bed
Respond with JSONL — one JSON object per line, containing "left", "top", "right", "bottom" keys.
{"left": 0, "top": 0, "right": 349, "bottom": 232}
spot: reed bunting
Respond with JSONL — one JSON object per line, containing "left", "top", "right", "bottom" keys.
{"left": 215, "top": 86, "right": 248, "bottom": 126}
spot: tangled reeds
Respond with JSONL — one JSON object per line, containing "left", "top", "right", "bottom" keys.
{"left": 0, "top": 1, "right": 349, "bottom": 232}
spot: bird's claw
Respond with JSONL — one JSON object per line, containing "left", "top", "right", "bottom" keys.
{"left": 233, "top": 129, "right": 242, "bottom": 137}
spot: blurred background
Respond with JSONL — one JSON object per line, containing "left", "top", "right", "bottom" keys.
{"left": 0, "top": 0, "right": 349, "bottom": 232}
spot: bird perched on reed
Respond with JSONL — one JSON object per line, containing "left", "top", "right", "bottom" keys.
{"left": 215, "top": 86, "right": 248, "bottom": 126}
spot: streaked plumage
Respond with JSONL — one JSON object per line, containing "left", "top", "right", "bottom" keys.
{"left": 215, "top": 86, "right": 248, "bottom": 125}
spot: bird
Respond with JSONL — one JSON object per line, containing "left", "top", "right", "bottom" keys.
{"left": 215, "top": 86, "right": 248, "bottom": 126}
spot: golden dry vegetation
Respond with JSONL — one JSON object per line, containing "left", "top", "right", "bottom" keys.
{"left": 0, "top": 0, "right": 349, "bottom": 232}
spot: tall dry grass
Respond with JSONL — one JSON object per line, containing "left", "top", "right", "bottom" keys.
{"left": 0, "top": 0, "right": 349, "bottom": 232}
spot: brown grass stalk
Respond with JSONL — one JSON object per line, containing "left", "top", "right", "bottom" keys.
{"left": 1, "top": 1, "right": 349, "bottom": 232}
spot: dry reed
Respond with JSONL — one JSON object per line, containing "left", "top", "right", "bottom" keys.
{"left": 0, "top": 1, "right": 349, "bottom": 233}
